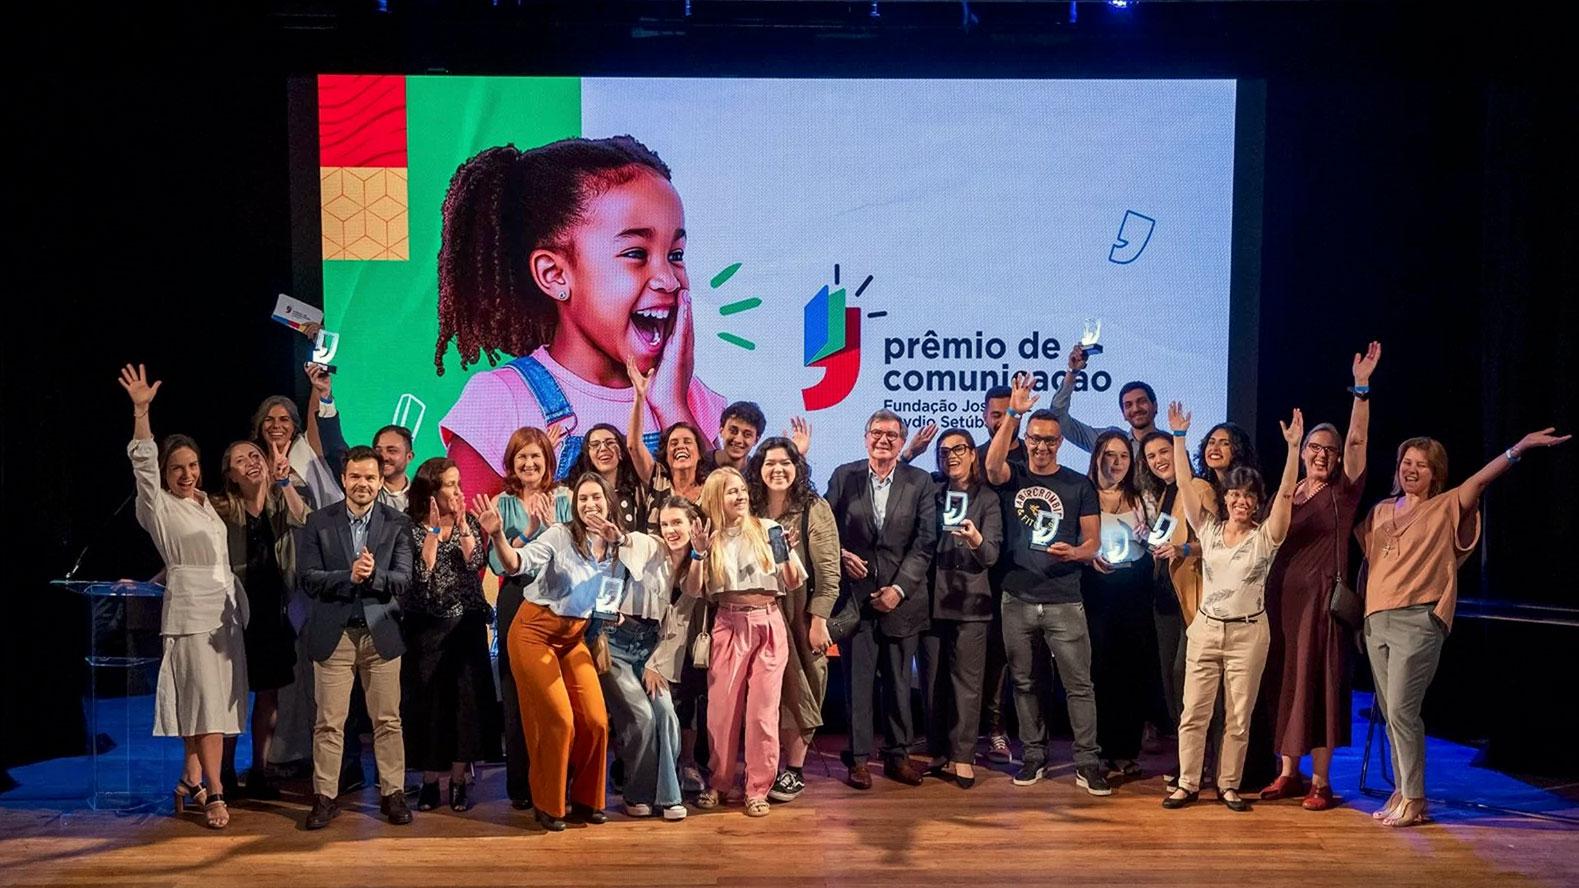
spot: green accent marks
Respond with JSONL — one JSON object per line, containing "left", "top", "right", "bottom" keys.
{"left": 717, "top": 332, "right": 756, "bottom": 350}
{"left": 718, "top": 297, "right": 762, "bottom": 316}
{"left": 710, "top": 262, "right": 743, "bottom": 289}
{"left": 807, "top": 286, "right": 848, "bottom": 364}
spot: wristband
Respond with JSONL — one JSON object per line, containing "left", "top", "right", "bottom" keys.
{"left": 1504, "top": 447, "right": 1521, "bottom": 464}
{"left": 1006, "top": 407, "right": 1023, "bottom": 419}
{"left": 319, "top": 396, "right": 334, "bottom": 404}
{"left": 1180, "top": 543, "right": 1191, "bottom": 558}
{"left": 429, "top": 525, "right": 442, "bottom": 535}
{"left": 1172, "top": 429, "right": 1188, "bottom": 438}
{"left": 690, "top": 547, "right": 706, "bottom": 561}
{"left": 276, "top": 478, "right": 291, "bottom": 489}
{"left": 1347, "top": 385, "right": 1370, "bottom": 401}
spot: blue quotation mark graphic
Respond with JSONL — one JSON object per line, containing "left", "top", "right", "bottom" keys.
{"left": 1108, "top": 210, "right": 1156, "bottom": 265}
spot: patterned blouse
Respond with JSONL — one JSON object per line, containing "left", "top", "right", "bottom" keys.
{"left": 407, "top": 513, "right": 490, "bottom": 619}
{"left": 1197, "top": 518, "right": 1282, "bottom": 620}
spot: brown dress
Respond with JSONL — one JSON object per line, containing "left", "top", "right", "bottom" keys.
{"left": 1266, "top": 470, "right": 1364, "bottom": 756}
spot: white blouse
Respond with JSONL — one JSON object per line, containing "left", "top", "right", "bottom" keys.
{"left": 707, "top": 519, "right": 804, "bottom": 599}
{"left": 509, "top": 524, "right": 665, "bottom": 620}
{"left": 129, "top": 438, "right": 249, "bottom": 636}
{"left": 1197, "top": 518, "right": 1281, "bottom": 620}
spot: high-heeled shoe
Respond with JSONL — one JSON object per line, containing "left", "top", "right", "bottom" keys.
{"left": 449, "top": 781, "right": 472, "bottom": 812}
{"left": 417, "top": 781, "right": 441, "bottom": 811}
{"left": 173, "top": 778, "right": 206, "bottom": 815}
{"left": 203, "top": 795, "right": 230, "bottom": 829}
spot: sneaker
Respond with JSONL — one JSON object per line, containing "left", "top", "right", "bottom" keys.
{"left": 1076, "top": 765, "right": 1114, "bottom": 796}
{"left": 662, "top": 803, "right": 688, "bottom": 821}
{"left": 679, "top": 763, "right": 705, "bottom": 794}
{"left": 1012, "top": 759, "right": 1046, "bottom": 786}
{"left": 768, "top": 770, "right": 805, "bottom": 802}
{"left": 623, "top": 801, "right": 653, "bottom": 817}
{"left": 987, "top": 733, "right": 1012, "bottom": 763}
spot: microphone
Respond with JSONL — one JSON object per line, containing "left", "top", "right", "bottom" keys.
{"left": 64, "top": 493, "right": 136, "bottom": 581}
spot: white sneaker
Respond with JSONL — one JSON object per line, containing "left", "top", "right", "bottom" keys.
{"left": 662, "top": 804, "right": 688, "bottom": 821}
{"left": 623, "top": 802, "right": 652, "bottom": 817}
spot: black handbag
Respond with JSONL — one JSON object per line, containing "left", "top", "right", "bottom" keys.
{"left": 1326, "top": 487, "right": 1365, "bottom": 630}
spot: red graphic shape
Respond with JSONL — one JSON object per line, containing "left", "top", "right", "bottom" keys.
{"left": 318, "top": 75, "right": 407, "bottom": 167}
{"left": 801, "top": 309, "right": 861, "bottom": 411}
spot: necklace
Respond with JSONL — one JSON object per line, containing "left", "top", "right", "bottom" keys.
{"left": 1294, "top": 477, "right": 1328, "bottom": 506}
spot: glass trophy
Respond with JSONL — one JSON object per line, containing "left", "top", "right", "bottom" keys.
{"left": 1078, "top": 317, "right": 1103, "bottom": 357}
{"left": 943, "top": 491, "right": 969, "bottom": 528}
{"left": 311, "top": 329, "right": 341, "bottom": 373}
{"left": 1030, "top": 510, "right": 1061, "bottom": 550}
{"left": 1099, "top": 523, "right": 1135, "bottom": 566}
{"left": 595, "top": 575, "right": 624, "bottom": 617}
{"left": 1146, "top": 512, "right": 1177, "bottom": 548}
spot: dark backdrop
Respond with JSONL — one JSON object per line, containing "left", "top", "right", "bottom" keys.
{"left": 5, "top": 1, "right": 1573, "bottom": 771}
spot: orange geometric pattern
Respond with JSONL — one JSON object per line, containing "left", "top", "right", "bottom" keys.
{"left": 321, "top": 166, "right": 409, "bottom": 260}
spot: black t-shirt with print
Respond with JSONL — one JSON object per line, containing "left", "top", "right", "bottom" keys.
{"left": 994, "top": 463, "right": 1099, "bottom": 604}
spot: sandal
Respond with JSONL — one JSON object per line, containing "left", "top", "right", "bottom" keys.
{"left": 203, "top": 795, "right": 230, "bottom": 829}
{"left": 695, "top": 789, "right": 720, "bottom": 809}
{"left": 1382, "top": 799, "right": 1430, "bottom": 828}
{"left": 1372, "top": 791, "right": 1404, "bottom": 821}
{"left": 173, "top": 778, "right": 207, "bottom": 815}
{"left": 745, "top": 798, "right": 771, "bottom": 817}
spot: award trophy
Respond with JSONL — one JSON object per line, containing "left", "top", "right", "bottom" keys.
{"left": 311, "top": 329, "right": 341, "bottom": 374}
{"left": 943, "top": 491, "right": 969, "bottom": 528}
{"left": 1078, "top": 317, "right": 1103, "bottom": 357}
{"left": 1146, "top": 512, "right": 1177, "bottom": 548}
{"left": 1030, "top": 510, "right": 1061, "bottom": 550}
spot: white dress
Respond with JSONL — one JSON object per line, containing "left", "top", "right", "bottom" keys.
{"left": 129, "top": 439, "right": 249, "bottom": 737}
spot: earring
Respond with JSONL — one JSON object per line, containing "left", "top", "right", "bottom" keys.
{"left": 554, "top": 289, "right": 570, "bottom": 302}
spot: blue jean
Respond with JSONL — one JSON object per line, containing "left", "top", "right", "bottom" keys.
{"left": 601, "top": 617, "right": 682, "bottom": 808}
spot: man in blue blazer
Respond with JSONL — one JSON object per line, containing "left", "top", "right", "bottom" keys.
{"left": 297, "top": 445, "right": 414, "bottom": 829}
{"left": 826, "top": 409, "right": 937, "bottom": 789}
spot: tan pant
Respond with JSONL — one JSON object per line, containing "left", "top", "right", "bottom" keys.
{"left": 1177, "top": 616, "right": 1269, "bottom": 793}
{"left": 312, "top": 628, "right": 404, "bottom": 798}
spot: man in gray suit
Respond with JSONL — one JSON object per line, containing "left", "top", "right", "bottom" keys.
{"left": 826, "top": 409, "right": 937, "bottom": 789}
{"left": 297, "top": 445, "right": 414, "bottom": 829}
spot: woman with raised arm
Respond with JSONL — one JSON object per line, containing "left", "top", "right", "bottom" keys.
{"left": 119, "top": 364, "right": 249, "bottom": 829}
{"left": 747, "top": 437, "right": 841, "bottom": 803}
{"left": 568, "top": 423, "right": 648, "bottom": 531}
{"left": 1162, "top": 402, "right": 1302, "bottom": 813}
{"left": 1259, "top": 342, "right": 1381, "bottom": 810}
{"left": 693, "top": 467, "right": 806, "bottom": 817}
{"left": 626, "top": 357, "right": 714, "bottom": 509}
{"left": 211, "top": 439, "right": 308, "bottom": 800}
{"left": 476, "top": 472, "right": 656, "bottom": 831}
{"left": 1356, "top": 425, "right": 1569, "bottom": 828}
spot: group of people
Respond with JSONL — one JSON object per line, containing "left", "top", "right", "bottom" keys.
{"left": 118, "top": 333, "right": 1568, "bottom": 832}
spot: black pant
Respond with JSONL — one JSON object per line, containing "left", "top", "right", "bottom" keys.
{"left": 920, "top": 620, "right": 989, "bottom": 764}
{"left": 980, "top": 597, "right": 1010, "bottom": 736}
{"left": 495, "top": 582, "right": 531, "bottom": 804}
{"left": 1084, "top": 559, "right": 1156, "bottom": 762}
{"left": 843, "top": 618, "right": 919, "bottom": 764}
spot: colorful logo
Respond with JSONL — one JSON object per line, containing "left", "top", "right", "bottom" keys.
{"left": 801, "top": 265, "right": 875, "bottom": 411}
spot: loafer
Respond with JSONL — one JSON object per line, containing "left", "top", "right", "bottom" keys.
{"left": 570, "top": 803, "right": 608, "bottom": 824}
{"left": 847, "top": 762, "right": 873, "bottom": 790}
{"left": 534, "top": 808, "right": 567, "bottom": 831}
{"left": 886, "top": 758, "right": 925, "bottom": 787}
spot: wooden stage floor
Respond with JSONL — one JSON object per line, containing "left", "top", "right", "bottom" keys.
{"left": 3, "top": 752, "right": 1576, "bottom": 888}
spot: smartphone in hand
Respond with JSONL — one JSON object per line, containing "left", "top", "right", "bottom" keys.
{"left": 769, "top": 524, "right": 790, "bottom": 564}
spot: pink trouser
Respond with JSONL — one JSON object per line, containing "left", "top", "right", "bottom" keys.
{"left": 706, "top": 604, "right": 789, "bottom": 801}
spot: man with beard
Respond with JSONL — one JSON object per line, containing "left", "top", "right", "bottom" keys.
{"left": 372, "top": 424, "right": 415, "bottom": 512}
{"left": 297, "top": 446, "right": 415, "bottom": 829}
{"left": 1049, "top": 344, "right": 1160, "bottom": 456}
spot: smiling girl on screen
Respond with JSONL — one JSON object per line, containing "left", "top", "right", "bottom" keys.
{"left": 435, "top": 136, "right": 726, "bottom": 498}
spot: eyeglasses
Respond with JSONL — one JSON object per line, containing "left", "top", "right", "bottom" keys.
{"left": 1305, "top": 443, "right": 1341, "bottom": 456}
{"left": 867, "top": 430, "right": 903, "bottom": 443}
{"left": 586, "top": 438, "right": 620, "bottom": 452}
{"left": 941, "top": 443, "right": 973, "bottom": 458}
{"left": 1026, "top": 434, "right": 1062, "bottom": 448}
